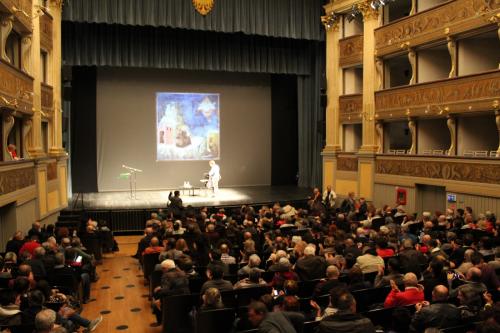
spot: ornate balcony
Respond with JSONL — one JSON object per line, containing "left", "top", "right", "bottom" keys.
{"left": 40, "top": 11, "right": 53, "bottom": 51}
{"left": 374, "top": 0, "right": 500, "bottom": 57}
{"left": 41, "top": 83, "right": 53, "bottom": 113}
{"left": 0, "top": 59, "right": 33, "bottom": 114}
{"left": 339, "top": 35, "right": 363, "bottom": 67}
{"left": 0, "top": 0, "right": 33, "bottom": 33}
{"left": 374, "top": 69, "right": 500, "bottom": 119}
{"left": 339, "top": 93, "right": 362, "bottom": 123}
{"left": 337, "top": 153, "right": 359, "bottom": 172}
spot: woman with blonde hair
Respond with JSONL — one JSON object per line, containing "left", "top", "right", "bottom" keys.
{"left": 201, "top": 288, "right": 224, "bottom": 311}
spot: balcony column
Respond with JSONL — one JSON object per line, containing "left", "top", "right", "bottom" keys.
{"left": 49, "top": 0, "right": 65, "bottom": 155}
{"left": 375, "top": 120, "right": 383, "bottom": 153}
{"left": 27, "top": 1, "right": 44, "bottom": 157}
{"left": 321, "top": 12, "right": 341, "bottom": 190}
{"left": 495, "top": 109, "right": 500, "bottom": 157}
{"left": 408, "top": 118, "right": 417, "bottom": 154}
{"left": 0, "top": 15, "right": 14, "bottom": 62}
{"left": 408, "top": 48, "right": 416, "bottom": 85}
{"left": 447, "top": 115, "right": 456, "bottom": 156}
{"left": 358, "top": 1, "right": 380, "bottom": 154}
{"left": 21, "top": 35, "right": 32, "bottom": 75}
{"left": 446, "top": 36, "right": 457, "bottom": 78}
{"left": 357, "top": 1, "right": 380, "bottom": 201}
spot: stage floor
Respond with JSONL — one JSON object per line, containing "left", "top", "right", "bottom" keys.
{"left": 69, "top": 185, "right": 311, "bottom": 210}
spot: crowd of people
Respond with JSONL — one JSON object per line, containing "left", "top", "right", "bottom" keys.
{"left": 0, "top": 221, "right": 106, "bottom": 333}
{"left": 136, "top": 191, "right": 500, "bottom": 333}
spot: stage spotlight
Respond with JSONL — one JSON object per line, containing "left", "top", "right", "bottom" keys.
{"left": 347, "top": 5, "right": 360, "bottom": 22}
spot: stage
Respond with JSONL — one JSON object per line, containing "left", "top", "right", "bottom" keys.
{"left": 68, "top": 185, "right": 311, "bottom": 210}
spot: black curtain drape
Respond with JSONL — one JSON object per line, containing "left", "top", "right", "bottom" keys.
{"left": 70, "top": 67, "right": 98, "bottom": 193}
{"left": 63, "top": 0, "right": 323, "bottom": 41}
{"left": 63, "top": 22, "right": 313, "bottom": 75}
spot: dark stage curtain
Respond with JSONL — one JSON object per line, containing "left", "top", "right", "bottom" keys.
{"left": 298, "top": 42, "right": 324, "bottom": 188}
{"left": 63, "top": 0, "right": 323, "bottom": 41}
{"left": 62, "top": 22, "right": 312, "bottom": 75}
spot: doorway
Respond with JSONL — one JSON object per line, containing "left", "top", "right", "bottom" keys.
{"left": 416, "top": 184, "right": 446, "bottom": 215}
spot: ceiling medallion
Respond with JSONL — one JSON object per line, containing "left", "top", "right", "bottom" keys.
{"left": 192, "top": 0, "right": 215, "bottom": 16}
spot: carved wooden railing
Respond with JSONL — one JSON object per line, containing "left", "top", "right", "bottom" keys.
{"left": 337, "top": 153, "right": 358, "bottom": 172}
{"left": 0, "top": 0, "right": 33, "bottom": 32}
{"left": 0, "top": 59, "right": 33, "bottom": 114}
{"left": 41, "top": 83, "right": 53, "bottom": 112}
{"left": 40, "top": 11, "right": 53, "bottom": 51}
{"left": 339, "top": 93, "right": 363, "bottom": 123}
{"left": 375, "top": 155, "right": 500, "bottom": 185}
{"left": 339, "top": 34, "right": 363, "bottom": 67}
{"left": 0, "top": 160, "right": 36, "bottom": 196}
{"left": 374, "top": 69, "right": 500, "bottom": 119}
{"left": 374, "top": 0, "right": 500, "bottom": 56}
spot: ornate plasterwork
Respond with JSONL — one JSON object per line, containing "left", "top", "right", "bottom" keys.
{"left": 337, "top": 156, "right": 359, "bottom": 171}
{"left": 374, "top": 70, "right": 500, "bottom": 119}
{"left": 0, "top": 167, "right": 35, "bottom": 195}
{"left": 192, "top": 0, "right": 215, "bottom": 16}
{"left": 0, "top": 60, "right": 34, "bottom": 114}
{"left": 357, "top": 0, "right": 379, "bottom": 20}
{"left": 375, "top": 158, "right": 500, "bottom": 184}
{"left": 374, "top": 0, "right": 500, "bottom": 56}
{"left": 339, "top": 35, "right": 363, "bottom": 67}
{"left": 339, "top": 94, "right": 363, "bottom": 122}
{"left": 40, "top": 13, "right": 53, "bottom": 51}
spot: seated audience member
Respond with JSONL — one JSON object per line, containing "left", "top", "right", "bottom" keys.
{"left": 271, "top": 258, "right": 299, "bottom": 290}
{"left": 27, "top": 246, "right": 47, "bottom": 280}
{"left": 19, "top": 234, "right": 42, "bottom": 257}
{"left": 234, "top": 268, "right": 267, "bottom": 289}
{"left": 374, "top": 258, "right": 404, "bottom": 288}
{"left": 34, "top": 309, "right": 57, "bottom": 333}
{"left": 200, "top": 263, "right": 233, "bottom": 295}
{"left": 238, "top": 254, "right": 264, "bottom": 277}
{"left": 470, "top": 252, "right": 500, "bottom": 292}
{"left": 399, "top": 239, "right": 426, "bottom": 277}
{"left": 317, "top": 291, "right": 376, "bottom": 333}
{"left": 384, "top": 273, "right": 424, "bottom": 308}
{"left": 248, "top": 300, "right": 304, "bottom": 333}
{"left": 310, "top": 286, "right": 347, "bottom": 321}
{"left": 267, "top": 250, "right": 289, "bottom": 272}
{"left": 347, "top": 267, "right": 371, "bottom": 291}
{"left": 200, "top": 288, "right": 224, "bottom": 311}
{"left": 448, "top": 267, "right": 487, "bottom": 312}
{"left": 219, "top": 243, "right": 236, "bottom": 265}
{"left": 294, "top": 245, "right": 327, "bottom": 281}
{"left": 5, "top": 231, "right": 25, "bottom": 255}
{"left": 422, "top": 258, "right": 448, "bottom": 301}
{"left": 410, "top": 285, "right": 461, "bottom": 332}
{"left": 313, "top": 265, "right": 347, "bottom": 298}
{"left": 142, "top": 237, "right": 164, "bottom": 255}
{"left": 355, "top": 246, "right": 384, "bottom": 274}
{"left": 154, "top": 259, "right": 190, "bottom": 297}
{"left": 376, "top": 238, "right": 395, "bottom": 258}
{"left": 0, "top": 289, "right": 22, "bottom": 326}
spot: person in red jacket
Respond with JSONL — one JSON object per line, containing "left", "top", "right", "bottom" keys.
{"left": 384, "top": 272, "right": 424, "bottom": 308}
{"left": 18, "top": 235, "right": 41, "bottom": 257}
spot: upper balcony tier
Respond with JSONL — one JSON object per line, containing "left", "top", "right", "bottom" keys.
{"left": 374, "top": 0, "right": 500, "bottom": 57}
{"left": 40, "top": 10, "right": 53, "bottom": 51}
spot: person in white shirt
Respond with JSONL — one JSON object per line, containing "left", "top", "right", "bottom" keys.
{"left": 208, "top": 160, "right": 221, "bottom": 196}
{"left": 323, "top": 185, "right": 337, "bottom": 209}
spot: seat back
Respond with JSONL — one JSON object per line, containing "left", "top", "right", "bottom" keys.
{"left": 49, "top": 274, "right": 79, "bottom": 294}
{"left": 235, "top": 286, "right": 271, "bottom": 308}
{"left": 162, "top": 294, "right": 196, "bottom": 333}
{"left": 297, "top": 279, "right": 322, "bottom": 298}
{"left": 303, "top": 320, "right": 320, "bottom": 333}
{"left": 195, "top": 308, "right": 235, "bottom": 333}
{"left": 150, "top": 270, "right": 162, "bottom": 297}
{"left": 0, "top": 324, "right": 36, "bottom": 333}
{"left": 142, "top": 253, "right": 160, "bottom": 281}
{"left": 352, "top": 286, "right": 391, "bottom": 312}
{"left": 188, "top": 277, "right": 206, "bottom": 294}
{"left": 82, "top": 236, "right": 102, "bottom": 260}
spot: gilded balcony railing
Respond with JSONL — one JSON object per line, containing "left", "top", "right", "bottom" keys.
{"left": 0, "top": 59, "right": 33, "bottom": 114}
{"left": 339, "top": 93, "right": 363, "bottom": 123}
{"left": 339, "top": 34, "right": 363, "bottom": 67}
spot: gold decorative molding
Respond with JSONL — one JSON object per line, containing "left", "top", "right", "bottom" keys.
{"left": 49, "top": 0, "right": 65, "bottom": 10}
{"left": 0, "top": 60, "right": 34, "bottom": 114}
{"left": 0, "top": 15, "right": 14, "bottom": 62}
{"left": 192, "top": 0, "right": 215, "bottom": 16}
{"left": 339, "top": 93, "right": 363, "bottom": 123}
{"left": 357, "top": 0, "right": 379, "bottom": 21}
{"left": 339, "top": 35, "right": 363, "bottom": 67}
{"left": 374, "top": 0, "right": 500, "bottom": 56}
{"left": 375, "top": 158, "right": 500, "bottom": 184}
{"left": 47, "top": 161, "right": 57, "bottom": 181}
{"left": 0, "top": 166, "right": 35, "bottom": 195}
{"left": 337, "top": 155, "right": 359, "bottom": 171}
{"left": 40, "top": 12, "right": 53, "bottom": 51}
{"left": 322, "top": 12, "right": 340, "bottom": 31}
{"left": 41, "top": 83, "right": 53, "bottom": 113}
{"left": 374, "top": 69, "right": 500, "bottom": 119}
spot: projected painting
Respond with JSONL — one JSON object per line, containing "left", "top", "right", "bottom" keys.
{"left": 156, "top": 93, "right": 220, "bottom": 161}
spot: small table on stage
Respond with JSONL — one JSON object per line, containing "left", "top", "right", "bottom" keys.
{"left": 179, "top": 185, "right": 199, "bottom": 196}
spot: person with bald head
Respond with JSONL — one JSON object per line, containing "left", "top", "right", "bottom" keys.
{"left": 384, "top": 273, "right": 425, "bottom": 308}
{"left": 410, "top": 285, "right": 462, "bottom": 332}
{"left": 219, "top": 243, "right": 236, "bottom": 265}
{"left": 448, "top": 266, "right": 487, "bottom": 311}
{"left": 313, "top": 265, "right": 347, "bottom": 298}
{"left": 142, "top": 237, "right": 165, "bottom": 255}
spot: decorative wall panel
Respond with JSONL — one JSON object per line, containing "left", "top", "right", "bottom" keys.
{"left": 0, "top": 167, "right": 35, "bottom": 195}
{"left": 339, "top": 35, "right": 363, "bottom": 67}
{"left": 339, "top": 94, "right": 363, "bottom": 123}
{"left": 337, "top": 155, "right": 359, "bottom": 171}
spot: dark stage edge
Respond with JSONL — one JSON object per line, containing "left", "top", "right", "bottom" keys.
{"left": 67, "top": 186, "right": 311, "bottom": 211}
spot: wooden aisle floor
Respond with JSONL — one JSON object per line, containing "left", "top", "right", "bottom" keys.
{"left": 80, "top": 236, "right": 162, "bottom": 333}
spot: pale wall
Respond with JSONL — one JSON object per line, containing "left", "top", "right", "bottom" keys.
{"left": 457, "top": 114, "right": 498, "bottom": 155}
{"left": 417, "top": 119, "right": 450, "bottom": 153}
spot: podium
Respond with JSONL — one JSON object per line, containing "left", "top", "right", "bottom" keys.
{"left": 120, "top": 164, "right": 142, "bottom": 199}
